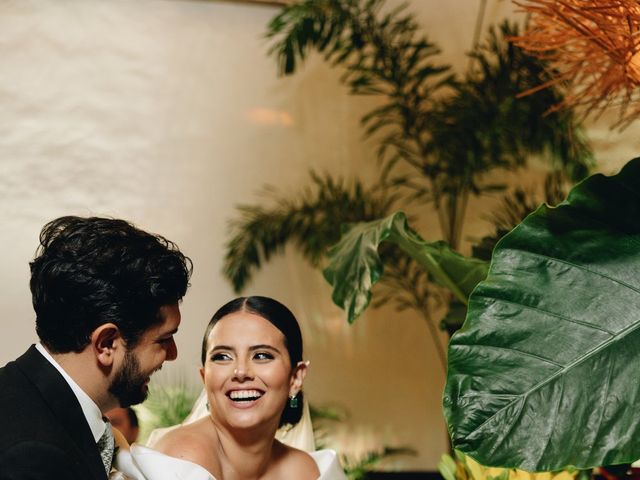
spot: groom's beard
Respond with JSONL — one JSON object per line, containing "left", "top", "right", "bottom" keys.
{"left": 109, "top": 350, "right": 149, "bottom": 407}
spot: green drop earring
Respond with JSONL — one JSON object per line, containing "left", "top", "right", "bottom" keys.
{"left": 289, "top": 394, "right": 299, "bottom": 409}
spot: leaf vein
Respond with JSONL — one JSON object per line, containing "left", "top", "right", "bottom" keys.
{"left": 467, "top": 314, "right": 640, "bottom": 439}
{"left": 455, "top": 343, "right": 565, "bottom": 368}
{"left": 507, "top": 249, "right": 640, "bottom": 302}
{"left": 475, "top": 295, "right": 615, "bottom": 335}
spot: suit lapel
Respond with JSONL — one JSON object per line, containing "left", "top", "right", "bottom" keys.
{"left": 15, "top": 346, "right": 107, "bottom": 480}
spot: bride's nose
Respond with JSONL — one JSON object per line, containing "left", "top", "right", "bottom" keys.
{"left": 233, "top": 361, "right": 253, "bottom": 380}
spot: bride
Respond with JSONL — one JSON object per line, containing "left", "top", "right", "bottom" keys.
{"left": 113, "top": 296, "right": 346, "bottom": 480}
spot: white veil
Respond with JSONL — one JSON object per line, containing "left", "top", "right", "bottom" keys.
{"left": 146, "top": 389, "right": 315, "bottom": 452}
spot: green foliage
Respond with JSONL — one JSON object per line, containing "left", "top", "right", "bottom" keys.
{"left": 433, "top": 22, "right": 592, "bottom": 185}
{"left": 309, "top": 403, "right": 346, "bottom": 450}
{"left": 344, "top": 447, "right": 417, "bottom": 480}
{"left": 471, "top": 171, "right": 569, "bottom": 262}
{"left": 224, "top": 173, "right": 395, "bottom": 292}
{"left": 267, "top": 0, "right": 451, "bottom": 97}
{"left": 137, "top": 382, "right": 199, "bottom": 443}
{"left": 421, "top": 20, "right": 592, "bottom": 246}
{"left": 323, "top": 211, "right": 489, "bottom": 322}
{"left": 266, "top": 4, "right": 593, "bottom": 249}
{"left": 223, "top": 0, "right": 595, "bottom": 371}
{"left": 311, "top": 404, "right": 415, "bottom": 480}
{"left": 444, "top": 158, "right": 640, "bottom": 471}
{"left": 439, "top": 450, "right": 580, "bottom": 480}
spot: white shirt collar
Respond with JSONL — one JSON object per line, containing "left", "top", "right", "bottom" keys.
{"left": 35, "top": 343, "right": 107, "bottom": 443}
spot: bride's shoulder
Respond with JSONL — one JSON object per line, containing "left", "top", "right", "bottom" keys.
{"left": 273, "top": 441, "right": 320, "bottom": 479}
{"left": 151, "top": 417, "right": 217, "bottom": 467}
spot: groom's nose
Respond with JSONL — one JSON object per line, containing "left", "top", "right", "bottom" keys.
{"left": 164, "top": 337, "right": 178, "bottom": 361}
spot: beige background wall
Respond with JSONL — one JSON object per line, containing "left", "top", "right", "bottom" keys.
{"left": 1, "top": 0, "right": 638, "bottom": 470}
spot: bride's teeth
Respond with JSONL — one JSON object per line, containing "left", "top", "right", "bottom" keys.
{"left": 229, "top": 390, "right": 263, "bottom": 400}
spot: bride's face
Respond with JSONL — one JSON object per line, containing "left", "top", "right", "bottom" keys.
{"left": 201, "top": 311, "right": 304, "bottom": 431}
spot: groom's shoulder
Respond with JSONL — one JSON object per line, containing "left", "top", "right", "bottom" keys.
{"left": 0, "top": 348, "right": 60, "bottom": 443}
{"left": 0, "top": 349, "right": 37, "bottom": 401}
{"left": 0, "top": 347, "right": 44, "bottom": 402}
{"left": 0, "top": 439, "right": 87, "bottom": 479}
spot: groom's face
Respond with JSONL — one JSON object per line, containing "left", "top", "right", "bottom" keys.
{"left": 109, "top": 349, "right": 148, "bottom": 407}
{"left": 109, "top": 303, "right": 182, "bottom": 407}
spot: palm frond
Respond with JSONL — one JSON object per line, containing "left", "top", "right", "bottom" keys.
{"left": 223, "top": 172, "right": 394, "bottom": 292}
{"left": 470, "top": 170, "right": 571, "bottom": 261}
{"left": 344, "top": 446, "right": 417, "bottom": 480}
{"left": 266, "top": 0, "right": 452, "bottom": 183}
{"left": 427, "top": 21, "right": 594, "bottom": 194}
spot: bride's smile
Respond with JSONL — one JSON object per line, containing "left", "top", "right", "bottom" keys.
{"left": 227, "top": 389, "right": 265, "bottom": 406}
{"left": 201, "top": 311, "right": 302, "bottom": 430}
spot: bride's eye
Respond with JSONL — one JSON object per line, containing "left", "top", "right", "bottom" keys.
{"left": 211, "top": 352, "right": 232, "bottom": 362}
{"left": 253, "top": 351, "right": 274, "bottom": 361}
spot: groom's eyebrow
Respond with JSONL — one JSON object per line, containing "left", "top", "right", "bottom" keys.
{"left": 158, "top": 327, "right": 179, "bottom": 339}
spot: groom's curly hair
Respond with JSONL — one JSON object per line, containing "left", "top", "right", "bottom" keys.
{"left": 30, "top": 216, "right": 192, "bottom": 353}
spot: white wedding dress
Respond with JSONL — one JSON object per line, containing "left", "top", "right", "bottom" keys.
{"left": 114, "top": 445, "right": 345, "bottom": 480}
{"left": 112, "top": 393, "right": 346, "bottom": 480}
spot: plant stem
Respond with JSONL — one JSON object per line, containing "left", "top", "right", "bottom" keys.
{"left": 388, "top": 230, "right": 469, "bottom": 306}
{"left": 467, "top": 0, "right": 488, "bottom": 73}
{"left": 419, "top": 308, "right": 448, "bottom": 372}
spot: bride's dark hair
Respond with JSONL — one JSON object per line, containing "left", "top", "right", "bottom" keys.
{"left": 201, "top": 296, "right": 305, "bottom": 427}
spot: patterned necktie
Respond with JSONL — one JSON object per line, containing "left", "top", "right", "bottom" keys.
{"left": 97, "top": 421, "right": 115, "bottom": 476}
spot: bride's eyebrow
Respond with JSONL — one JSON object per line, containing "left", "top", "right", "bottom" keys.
{"left": 210, "top": 345, "right": 234, "bottom": 352}
{"left": 249, "top": 345, "right": 280, "bottom": 354}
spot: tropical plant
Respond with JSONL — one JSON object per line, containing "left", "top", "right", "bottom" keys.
{"left": 310, "top": 404, "right": 415, "bottom": 480}
{"left": 439, "top": 450, "right": 581, "bottom": 480}
{"left": 444, "top": 157, "right": 640, "bottom": 471}
{"left": 224, "top": 0, "right": 593, "bottom": 359}
{"left": 471, "top": 171, "right": 569, "bottom": 262}
{"left": 224, "top": 174, "right": 395, "bottom": 293}
{"left": 135, "top": 382, "right": 200, "bottom": 443}
{"left": 265, "top": 1, "right": 592, "bottom": 248}
{"left": 323, "top": 211, "right": 489, "bottom": 322}
{"left": 343, "top": 446, "right": 417, "bottom": 480}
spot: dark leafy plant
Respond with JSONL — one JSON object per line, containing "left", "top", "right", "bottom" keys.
{"left": 223, "top": 172, "right": 453, "bottom": 366}
{"left": 224, "top": 173, "right": 395, "bottom": 292}
{"left": 224, "top": 1, "right": 593, "bottom": 369}
{"left": 323, "top": 211, "right": 489, "bottom": 322}
{"left": 471, "top": 170, "right": 569, "bottom": 262}
{"left": 321, "top": 210, "right": 489, "bottom": 367}
{"left": 444, "top": 157, "right": 640, "bottom": 471}
{"left": 422, "top": 21, "right": 591, "bottom": 248}
{"left": 266, "top": 5, "right": 592, "bottom": 249}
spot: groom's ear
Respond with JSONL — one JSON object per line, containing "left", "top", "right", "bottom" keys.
{"left": 91, "top": 323, "right": 122, "bottom": 367}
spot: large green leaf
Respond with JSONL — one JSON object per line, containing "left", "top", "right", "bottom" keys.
{"left": 444, "top": 157, "right": 640, "bottom": 471}
{"left": 323, "top": 211, "right": 489, "bottom": 322}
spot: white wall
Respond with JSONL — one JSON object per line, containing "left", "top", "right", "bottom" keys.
{"left": 1, "top": 0, "right": 639, "bottom": 471}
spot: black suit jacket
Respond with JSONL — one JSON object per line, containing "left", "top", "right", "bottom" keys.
{"left": 0, "top": 345, "right": 108, "bottom": 480}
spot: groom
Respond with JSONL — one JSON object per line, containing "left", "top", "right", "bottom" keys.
{"left": 0, "top": 216, "right": 192, "bottom": 479}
